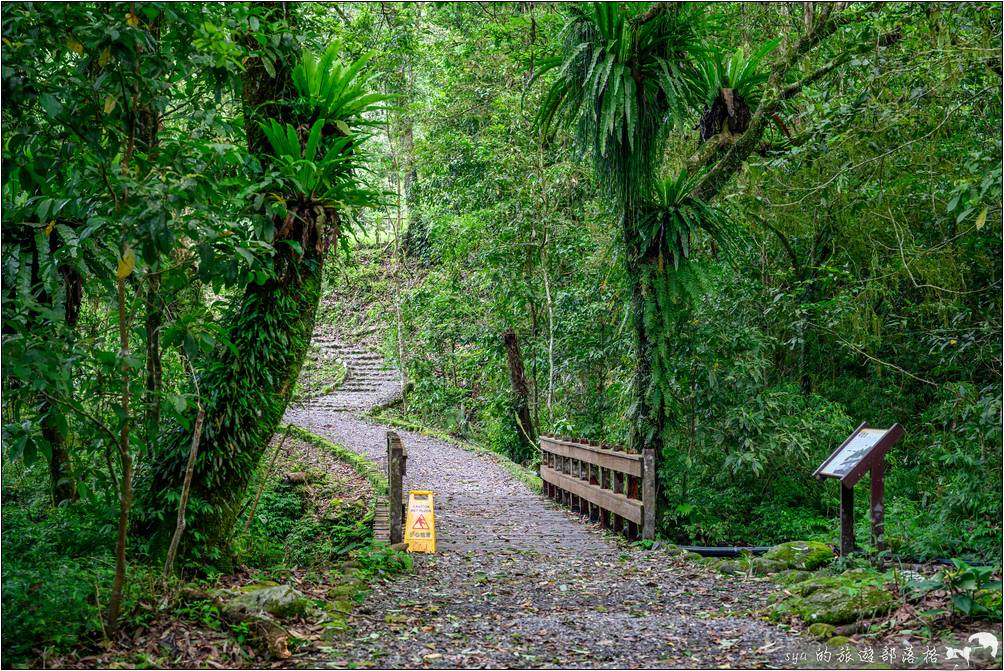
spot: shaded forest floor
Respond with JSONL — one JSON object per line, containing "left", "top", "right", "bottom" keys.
{"left": 16, "top": 321, "right": 999, "bottom": 670}
{"left": 33, "top": 432, "right": 404, "bottom": 669}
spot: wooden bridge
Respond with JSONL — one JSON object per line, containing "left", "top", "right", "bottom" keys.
{"left": 376, "top": 431, "right": 655, "bottom": 543}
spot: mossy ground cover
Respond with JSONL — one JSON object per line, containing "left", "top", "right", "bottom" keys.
{"left": 3, "top": 428, "right": 409, "bottom": 668}
{"left": 690, "top": 539, "right": 1002, "bottom": 653}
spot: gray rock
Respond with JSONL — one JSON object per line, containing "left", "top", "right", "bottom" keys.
{"left": 218, "top": 583, "right": 312, "bottom": 619}
{"left": 717, "top": 560, "right": 742, "bottom": 575}
{"left": 750, "top": 557, "right": 786, "bottom": 576}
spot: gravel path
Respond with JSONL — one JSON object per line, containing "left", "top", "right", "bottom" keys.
{"left": 284, "top": 334, "right": 804, "bottom": 668}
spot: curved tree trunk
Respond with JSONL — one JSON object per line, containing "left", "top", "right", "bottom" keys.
{"left": 143, "top": 207, "right": 335, "bottom": 557}
{"left": 140, "top": 4, "right": 338, "bottom": 559}
{"left": 502, "top": 328, "right": 536, "bottom": 463}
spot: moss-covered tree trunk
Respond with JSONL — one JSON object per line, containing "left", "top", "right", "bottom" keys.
{"left": 143, "top": 222, "right": 330, "bottom": 553}
{"left": 622, "top": 218, "right": 683, "bottom": 514}
{"left": 141, "top": 4, "right": 338, "bottom": 556}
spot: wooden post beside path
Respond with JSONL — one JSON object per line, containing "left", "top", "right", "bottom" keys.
{"left": 387, "top": 431, "right": 406, "bottom": 544}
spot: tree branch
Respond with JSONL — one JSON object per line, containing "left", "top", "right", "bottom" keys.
{"left": 691, "top": 3, "right": 887, "bottom": 203}
{"left": 749, "top": 213, "right": 801, "bottom": 277}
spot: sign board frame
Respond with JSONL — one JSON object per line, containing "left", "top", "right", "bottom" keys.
{"left": 813, "top": 422, "right": 903, "bottom": 486}
{"left": 814, "top": 422, "right": 904, "bottom": 556}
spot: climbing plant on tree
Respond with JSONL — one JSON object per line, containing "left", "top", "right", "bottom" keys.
{"left": 536, "top": 2, "right": 897, "bottom": 516}
{"left": 141, "top": 13, "right": 388, "bottom": 559}
{"left": 535, "top": 3, "right": 733, "bottom": 509}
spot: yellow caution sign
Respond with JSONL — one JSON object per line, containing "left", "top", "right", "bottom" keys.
{"left": 404, "top": 490, "right": 436, "bottom": 553}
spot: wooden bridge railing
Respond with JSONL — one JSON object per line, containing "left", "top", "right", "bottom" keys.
{"left": 539, "top": 434, "right": 655, "bottom": 540}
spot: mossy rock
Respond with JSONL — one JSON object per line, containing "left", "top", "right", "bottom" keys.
{"left": 682, "top": 551, "right": 703, "bottom": 561}
{"left": 766, "top": 591, "right": 786, "bottom": 605}
{"left": 238, "top": 580, "right": 280, "bottom": 590}
{"left": 662, "top": 544, "right": 686, "bottom": 556}
{"left": 790, "top": 571, "right": 890, "bottom": 597}
{"left": 771, "top": 575, "right": 894, "bottom": 625}
{"left": 763, "top": 541, "right": 834, "bottom": 570}
{"left": 218, "top": 583, "right": 312, "bottom": 619}
{"left": 826, "top": 636, "right": 851, "bottom": 647}
{"left": 321, "top": 614, "right": 349, "bottom": 640}
{"left": 771, "top": 569, "right": 813, "bottom": 586}
{"left": 717, "top": 560, "right": 742, "bottom": 575}
{"left": 328, "top": 598, "right": 353, "bottom": 615}
{"left": 807, "top": 623, "right": 837, "bottom": 639}
{"left": 750, "top": 557, "right": 787, "bottom": 576}
{"left": 326, "top": 582, "right": 360, "bottom": 600}
{"left": 698, "top": 557, "right": 722, "bottom": 569}
{"left": 976, "top": 587, "right": 1003, "bottom": 612}
{"left": 840, "top": 568, "right": 881, "bottom": 581}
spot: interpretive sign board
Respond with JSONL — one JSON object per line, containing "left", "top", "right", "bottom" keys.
{"left": 815, "top": 422, "right": 903, "bottom": 556}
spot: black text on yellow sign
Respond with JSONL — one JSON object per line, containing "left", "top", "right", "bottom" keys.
{"left": 404, "top": 490, "right": 436, "bottom": 553}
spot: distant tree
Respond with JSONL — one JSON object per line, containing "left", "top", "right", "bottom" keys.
{"left": 536, "top": 2, "right": 897, "bottom": 512}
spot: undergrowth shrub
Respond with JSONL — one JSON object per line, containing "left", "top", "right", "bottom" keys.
{"left": 0, "top": 502, "right": 154, "bottom": 664}
{"left": 236, "top": 466, "right": 372, "bottom": 568}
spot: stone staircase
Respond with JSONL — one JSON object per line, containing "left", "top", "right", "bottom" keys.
{"left": 289, "top": 334, "right": 401, "bottom": 415}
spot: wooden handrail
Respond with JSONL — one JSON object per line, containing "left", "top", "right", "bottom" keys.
{"left": 539, "top": 434, "right": 655, "bottom": 540}
{"left": 540, "top": 466, "right": 643, "bottom": 524}
{"left": 539, "top": 435, "right": 641, "bottom": 476}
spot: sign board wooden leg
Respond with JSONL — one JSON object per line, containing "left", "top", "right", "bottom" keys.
{"left": 840, "top": 483, "right": 855, "bottom": 557}
{"left": 870, "top": 461, "right": 885, "bottom": 551}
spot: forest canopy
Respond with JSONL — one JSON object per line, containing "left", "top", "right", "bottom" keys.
{"left": 1, "top": 2, "right": 1001, "bottom": 666}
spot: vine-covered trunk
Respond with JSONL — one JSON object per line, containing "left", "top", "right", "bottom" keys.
{"left": 140, "top": 3, "right": 329, "bottom": 557}
{"left": 142, "top": 212, "right": 330, "bottom": 554}
{"left": 623, "top": 217, "right": 689, "bottom": 516}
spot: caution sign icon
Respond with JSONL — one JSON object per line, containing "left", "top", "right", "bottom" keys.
{"left": 404, "top": 490, "right": 436, "bottom": 553}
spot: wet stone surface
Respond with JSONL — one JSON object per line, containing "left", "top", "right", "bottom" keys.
{"left": 285, "top": 334, "right": 803, "bottom": 668}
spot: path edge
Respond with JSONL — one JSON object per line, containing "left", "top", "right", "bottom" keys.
{"left": 367, "top": 412, "right": 543, "bottom": 494}
{"left": 281, "top": 424, "right": 388, "bottom": 531}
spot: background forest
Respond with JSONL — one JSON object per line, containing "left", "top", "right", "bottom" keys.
{"left": 341, "top": 2, "right": 1002, "bottom": 559}
{"left": 1, "top": 1, "right": 1001, "bottom": 666}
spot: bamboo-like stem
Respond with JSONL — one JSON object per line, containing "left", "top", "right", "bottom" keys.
{"left": 163, "top": 405, "right": 206, "bottom": 578}
{"left": 242, "top": 431, "right": 288, "bottom": 535}
{"left": 107, "top": 276, "right": 132, "bottom": 631}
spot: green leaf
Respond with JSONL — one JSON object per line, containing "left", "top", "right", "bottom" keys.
{"left": 39, "top": 93, "right": 63, "bottom": 118}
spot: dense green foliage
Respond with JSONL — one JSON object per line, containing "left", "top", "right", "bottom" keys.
{"left": 1, "top": 1, "right": 1001, "bottom": 664}
{"left": 324, "top": 3, "right": 1001, "bottom": 560}
{"left": 1, "top": 2, "right": 388, "bottom": 659}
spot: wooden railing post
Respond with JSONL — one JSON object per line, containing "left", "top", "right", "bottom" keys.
{"left": 387, "top": 431, "right": 406, "bottom": 544}
{"left": 642, "top": 447, "right": 656, "bottom": 540}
